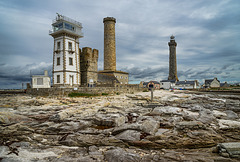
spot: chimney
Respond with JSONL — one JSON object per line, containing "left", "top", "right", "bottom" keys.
{"left": 44, "top": 70, "right": 48, "bottom": 76}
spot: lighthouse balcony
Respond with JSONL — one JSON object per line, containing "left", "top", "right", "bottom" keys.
{"left": 49, "top": 28, "right": 83, "bottom": 37}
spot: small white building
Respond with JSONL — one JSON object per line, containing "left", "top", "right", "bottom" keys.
{"left": 32, "top": 70, "right": 51, "bottom": 88}
{"left": 175, "top": 80, "right": 199, "bottom": 89}
{"left": 160, "top": 80, "right": 176, "bottom": 89}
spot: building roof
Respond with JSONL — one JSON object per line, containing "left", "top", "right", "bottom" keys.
{"left": 97, "top": 73, "right": 119, "bottom": 83}
{"left": 176, "top": 80, "right": 195, "bottom": 85}
{"left": 205, "top": 79, "right": 214, "bottom": 85}
{"left": 160, "top": 80, "right": 176, "bottom": 83}
{"left": 220, "top": 82, "right": 228, "bottom": 87}
{"left": 205, "top": 78, "right": 220, "bottom": 85}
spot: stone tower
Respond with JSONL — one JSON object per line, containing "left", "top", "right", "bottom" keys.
{"left": 103, "top": 17, "right": 116, "bottom": 71}
{"left": 49, "top": 13, "right": 83, "bottom": 87}
{"left": 168, "top": 35, "right": 178, "bottom": 81}
{"left": 80, "top": 47, "right": 99, "bottom": 87}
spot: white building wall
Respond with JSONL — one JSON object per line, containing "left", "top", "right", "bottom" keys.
{"left": 210, "top": 79, "right": 220, "bottom": 88}
{"left": 54, "top": 38, "right": 64, "bottom": 72}
{"left": 65, "top": 72, "right": 78, "bottom": 85}
{"left": 52, "top": 35, "right": 80, "bottom": 86}
{"left": 175, "top": 85, "right": 193, "bottom": 89}
{"left": 32, "top": 76, "right": 51, "bottom": 88}
{"left": 54, "top": 72, "right": 63, "bottom": 85}
{"left": 54, "top": 53, "right": 63, "bottom": 71}
{"left": 160, "top": 82, "right": 175, "bottom": 89}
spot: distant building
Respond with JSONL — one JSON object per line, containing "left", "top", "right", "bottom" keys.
{"left": 160, "top": 80, "right": 176, "bottom": 89}
{"left": 203, "top": 78, "right": 220, "bottom": 88}
{"left": 175, "top": 80, "right": 198, "bottom": 89}
{"left": 220, "top": 82, "right": 229, "bottom": 88}
{"left": 32, "top": 70, "right": 51, "bottom": 88}
{"left": 233, "top": 83, "right": 240, "bottom": 86}
{"left": 142, "top": 81, "right": 160, "bottom": 89}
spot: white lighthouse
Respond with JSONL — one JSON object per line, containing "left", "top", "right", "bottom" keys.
{"left": 49, "top": 13, "right": 83, "bottom": 87}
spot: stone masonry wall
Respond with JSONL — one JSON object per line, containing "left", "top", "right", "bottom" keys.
{"left": 80, "top": 47, "right": 99, "bottom": 86}
{"left": 26, "top": 85, "right": 146, "bottom": 96}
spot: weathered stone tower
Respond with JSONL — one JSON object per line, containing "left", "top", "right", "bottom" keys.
{"left": 98, "top": 17, "right": 129, "bottom": 86}
{"left": 50, "top": 13, "right": 83, "bottom": 87}
{"left": 168, "top": 35, "right": 178, "bottom": 81}
{"left": 103, "top": 17, "right": 116, "bottom": 71}
{"left": 80, "top": 47, "right": 99, "bottom": 87}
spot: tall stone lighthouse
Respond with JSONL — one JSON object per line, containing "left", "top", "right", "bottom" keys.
{"left": 168, "top": 35, "right": 179, "bottom": 81}
{"left": 103, "top": 17, "right": 116, "bottom": 71}
{"left": 49, "top": 14, "right": 83, "bottom": 87}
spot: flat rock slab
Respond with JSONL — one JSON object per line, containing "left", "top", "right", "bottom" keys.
{"left": 217, "top": 142, "right": 240, "bottom": 158}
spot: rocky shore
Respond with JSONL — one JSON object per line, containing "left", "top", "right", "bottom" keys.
{"left": 0, "top": 90, "right": 240, "bottom": 161}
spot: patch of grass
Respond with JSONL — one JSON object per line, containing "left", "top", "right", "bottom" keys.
{"left": 143, "top": 89, "right": 149, "bottom": 92}
{"left": 68, "top": 92, "right": 99, "bottom": 97}
{"left": 101, "top": 93, "right": 108, "bottom": 96}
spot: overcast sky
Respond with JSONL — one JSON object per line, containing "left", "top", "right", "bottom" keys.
{"left": 0, "top": 0, "right": 239, "bottom": 89}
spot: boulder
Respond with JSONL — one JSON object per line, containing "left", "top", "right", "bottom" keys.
{"left": 0, "top": 112, "right": 30, "bottom": 124}
{"left": 93, "top": 113, "right": 125, "bottom": 127}
{"left": 189, "top": 104, "right": 203, "bottom": 112}
{"left": 224, "top": 110, "right": 239, "bottom": 120}
{"left": 218, "top": 119, "right": 240, "bottom": 129}
{"left": 104, "top": 147, "right": 141, "bottom": 162}
{"left": 213, "top": 110, "right": 227, "bottom": 119}
{"left": 197, "top": 109, "right": 216, "bottom": 124}
{"left": 175, "top": 121, "right": 205, "bottom": 131}
{"left": 151, "top": 106, "right": 183, "bottom": 116}
{"left": 112, "top": 123, "right": 142, "bottom": 135}
{"left": 115, "top": 130, "right": 141, "bottom": 141}
{"left": 140, "top": 118, "right": 160, "bottom": 135}
{"left": 155, "top": 129, "right": 169, "bottom": 136}
{"left": 217, "top": 142, "right": 240, "bottom": 158}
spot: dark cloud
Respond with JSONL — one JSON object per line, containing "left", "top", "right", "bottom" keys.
{"left": 0, "top": 0, "right": 239, "bottom": 88}
{"left": 0, "top": 63, "right": 52, "bottom": 89}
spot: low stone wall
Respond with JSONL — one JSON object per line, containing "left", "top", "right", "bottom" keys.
{"left": 26, "top": 85, "right": 146, "bottom": 96}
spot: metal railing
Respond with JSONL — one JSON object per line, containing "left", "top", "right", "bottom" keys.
{"left": 53, "top": 13, "right": 82, "bottom": 27}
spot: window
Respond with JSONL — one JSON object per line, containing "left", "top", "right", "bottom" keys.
{"left": 64, "top": 23, "right": 74, "bottom": 31}
{"left": 125, "top": 77, "right": 128, "bottom": 79}
{"left": 120, "top": 76, "right": 123, "bottom": 79}
{"left": 57, "top": 42, "right": 61, "bottom": 50}
{"left": 115, "top": 76, "right": 118, "bottom": 78}
{"left": 57, "top": 57, "right": 60, "bottom": 65}
{"left": 37, "top": 78, "right": 43, "bottom": 85}
{"left": 68, "top": 42, "right": 72, "bottom": 50}
{"left": 69, "top": 57, "right": 73, "bottom": 65}
{"left": 57, "top": 75, "right": 60, "bottom": 83}
{"left": 54, "top": 23, "right": 63, "bottom": 32}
